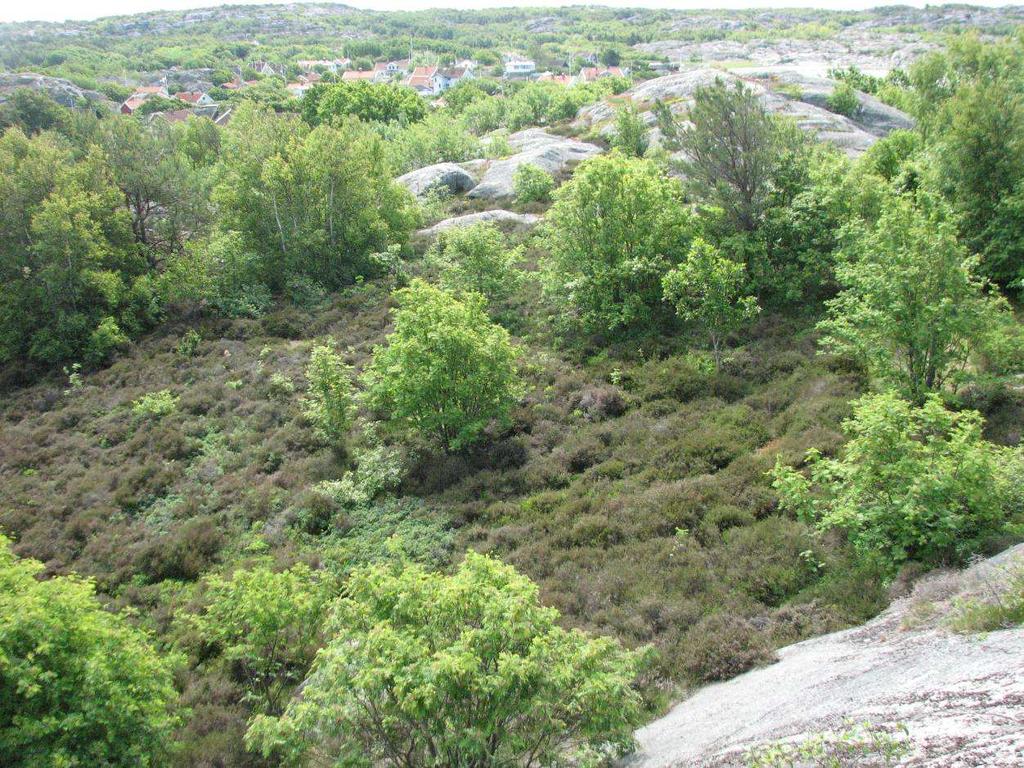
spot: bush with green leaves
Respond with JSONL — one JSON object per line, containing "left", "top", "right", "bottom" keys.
{"left": 610, "top": 103, "right": 649, "bottom": 157}
{"left": 513, "top": 162, "right": 555, "bottom": 203}
{"left": 303, "top": 344, "right": 354, "bottom": 452}
{"left": 772, "top": 391, "right": 1023, "bottom": 572}
{"left": 819, "top": 193, "right": 1012, "bottom": 402}
{"left": 662, "top": 238, "right": 760, "bottom": 367}
{"left": 246, "top": 552, "right": 645, "bottom": 768}
{"left": 302, "top": 80, "right": 426, "bottom": 126}
{"left": 427, "top": 222, "right": 523, "bottom": 304}
{"left": 0, "top": 535, "right": 179, "bottom": 767}
{"left": 190, "top": 564, "right": 331, "bottom": 715}
{"left": 825, "top": 81, "right": 860, "bottom": 116}
{"left": 362, "top": 279, "right": 522, "bottom": 451}
{"left": 132, "top": 389, "right": 178, "bottom": 420}
{"left": 541, "top": 151, "right": 695, "bottom": 335}
{"left": 385, "top": 112, "right": 482, "bottom": 175}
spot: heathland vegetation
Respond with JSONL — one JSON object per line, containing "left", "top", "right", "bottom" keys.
{"left": 2, "top": 5, "right": 1024, "bottom": 767}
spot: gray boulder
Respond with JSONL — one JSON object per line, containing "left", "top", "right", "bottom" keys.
{"left": 417, "top": 210, "right": 541, "bottom": 238}
{"left": 467, "top": 130, "right": 602, "bottom": 200}
{"left": 396, "top": 162, "right": 477, "bottom": 198}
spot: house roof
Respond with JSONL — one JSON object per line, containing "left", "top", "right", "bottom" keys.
{"left": 405, "top": 66, "right": 438, "bottom": 90}
{"left": 373, "top": 62, "right": 389, "bottom": 72}
{"left": 121, "top": 96, "right": 147, "bottom": 112}
{"left": 342, "top": 70, "right": 377, "bottom": 81}
{"left": 173, "top": 91, "right": 206, "bottom": 103}
{"left": 439, "top": 67, "right": 468, "bottom": 79}
{"left": 134, "top": 85, "right": 166, "bottom": 95}
{"left": 153, "top": 109, "right": 193, "bottom": 124}
{"left": 539, "top": 73, "right": 574, "bottom": 85}
{"left": 579, "top": 66, "right": 625, "bottom": 82}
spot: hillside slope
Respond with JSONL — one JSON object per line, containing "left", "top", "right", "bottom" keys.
{"left": 624, "top": 544, "right": 1024, "bottom": 767}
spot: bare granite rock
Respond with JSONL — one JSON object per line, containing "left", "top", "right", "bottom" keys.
{"left": 396, "top": 162, "right": 477, "bottom": 198}
{"left": 417, "top": 210, "right": 540, "bottom": 238}
{"left": 622, "top": 543, "right": 1024, "bottom": 767}
{"left": 467, "top": 130, "right": 602, "bottom": 200}
{"left": 0, "top": 72, "right": 112, "bottom": 110}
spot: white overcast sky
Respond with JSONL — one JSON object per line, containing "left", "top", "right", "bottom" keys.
{"left": 0, "top": 0, "right": 1015, "bottom": 24}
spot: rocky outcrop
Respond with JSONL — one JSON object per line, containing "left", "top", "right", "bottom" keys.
{"left": 623, "top": 544, "right": 1024, "bottom": 767}
{"left": 576, "top": 69, "right": 912, "bottom": 156}
{"left": 396, "top": 162, "right": 477, "bottom": 198}
{"left": 467, "top": 129, "right": 602, "bottom": 200}
{"left": 417, "top": 210, "right": 541, "bottom": 238}
{"left": 0, "top": 72, "right": 112, "bottom": 110}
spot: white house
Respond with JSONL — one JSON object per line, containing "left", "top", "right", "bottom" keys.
{"left": 503, "top": 55, "right": 537, "bottom": 79}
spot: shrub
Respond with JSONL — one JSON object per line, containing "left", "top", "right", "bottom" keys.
{"left": 176, "top": 329, "right": 202, "bottom": 358}
{"left": 773, "top": 392, "right": 1023, "bottom": 572}
{"left": 826, "top": 81, "right": 860, "bottom": 116}
{"left": 190, "top": 564, "right": 331, "bottom": 715}
{"left": 428, "top": 222, "right": 523, "bottom": 304}
{"left": 362, "top": 280, "right": 523, "bottom": 452}
{"left": 513, "top": 162, "right": 555, "bottom": 203}
{"left": 610, "top": 104, "right": 649, "bottom": 157}
{"left": 303, "top": 344, "right": 354, "bottom": 452}
{"left": 0, "top": 536, "right": 179, "bottom": 766}
{"left": 246, "top": 553, "right": 645, "bottom": 767}
{"left": 541, "top": 152, "right": 695, "bottom": 335}
{"left": 132, "top": 389, "right": 178, "bottom": 421}
{"left": 681, "top": 612, "right": 775, "bottom": 683}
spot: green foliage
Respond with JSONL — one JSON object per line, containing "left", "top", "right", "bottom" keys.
{"left": 363, "top": 279, "right": 522, "bottom": 451}
{"left": 773, "top": 392, "right": 1022, "bottom": 572}
{"left": 304, "top": 80, "right": 426, "bottom": 126}
{"left": 673, "top": 79, "right": 804, "bottom": 232}
{"left": 190, "top": 564, "right": 331, "bottom": 714}
{"left": 384, "top": 112, "right": 482, "bottom": 175}
{"left": 246, "top": 552, "right": 645, "bottom": 768}
{"left": 746, "top": 720, "right": 910, "bottom": 768}
{"left": 427, "top": 222, "right": 523, "bottom": 305}
{"left": 948, "top": 564, "right": 1024, "bottom": 633}
{"left": 818, "top": 193, "right": 1012, "bottom": 401}
{"left": 825, "top": 81, "right": 860, "bottom": 116}
{"left": 0, "top": 535, "right": 178, "bottom": 767}
{"left": 662, "top": 238, "right": 760, "bottom": 366}
{"left": 0, "top": 88, "right": 70, "bottom": 135}
{"left": 133, "top": 95, "right": 190, "bottom": 116}
{"left": 303, "top": 344, "right": 354, "bottom": 452}
{"left": 513, "top": 162, "right": 555, "bottom": 203}
{"left": 541, "top": 151, "right": 694, "bottom": 335}
{"left": 212, "top": 102, "right": 416, "bottom": 292}
{"left": 132, "top": 389, "right": 178, "bottom": 420}
{"left": 0, "top": 128, "right": 155, "bottom": 367}
{"left": 610, "top": 103, "right": 649, "bottom": 157}
{"left": 175, "top": 328, "right": 202, "bottom": 358}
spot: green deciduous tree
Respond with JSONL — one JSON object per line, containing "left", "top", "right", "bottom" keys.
{"left": 772, "top": 392, "right": 1022, "bottom": 571}
{"left": 246, "top": 552, "right": 645, "bottom": 768}
{"left": 0, "top": 535, "right": 179, "bottom": 767}
{"left": 662, "top": 238, "right": 759, "bottom": 367}
{"left": 363, "top": 279, "right": 522, "bottom": 451}
{"left": 0, "top": 127, "right": 157, "bottom": 368}
{"left": 540, "top": 151, "right": 694, "bottom": 335}
{"left": 303, "top": 344, "right": 355, "bottom": 452}
{"left": 818, "top": 193, "right": 1011, "bottom": 402}
{"left": 191, "top": 564, "right": 330, "bottom": 716}
{"left": 428, "top": 222, "right": 523, "bottom": 305}
{"left": 304, "top": 81, "right": 426, "bottom": 126}
{"left": 212, "top": 103, "right": 416, "bottom": 293}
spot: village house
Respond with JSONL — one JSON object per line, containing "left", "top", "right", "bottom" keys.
{"left": 295, "top": 58, "right": 350, "bottom": 73}
{"left": 342, "top": 69, "right": 379, "bottom": 83}
{"left": 538, "top": 72, "right": 575, "bottom": 85}
{"left": 173, "top": 91, "right": 215, "bottom": 106}
{"left": 404, "top": 65, "right": 441, "bottom": 96}
{"left": 575, "top": 66, "right": 626, "bottom": 84}
{"left": 119, "top": 84, "right": 169, "bottom": 114}
{"left": 503, "top": 55, "right": 537, "bottom": 79}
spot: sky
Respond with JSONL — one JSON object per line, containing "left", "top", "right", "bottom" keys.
{"left": 0, "top": 0, "right": 1017, "bottom": 25}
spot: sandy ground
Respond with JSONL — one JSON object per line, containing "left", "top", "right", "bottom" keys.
{"left": 624, "top": 545, "right": 1024, "bottom": 767}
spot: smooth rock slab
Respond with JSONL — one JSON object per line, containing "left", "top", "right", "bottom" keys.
{"left": 417, "top": 210, "right": 541, "bottom": 238}
{"left": 622, "top": 543, "right": 1024, "bottom": 767}
{"left": 467, "top": 130, "right": 602, "bottom": 200}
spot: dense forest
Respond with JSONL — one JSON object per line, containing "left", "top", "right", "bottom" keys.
{"left": 2, "top": 3, "right": 1024, "bottom": 767}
